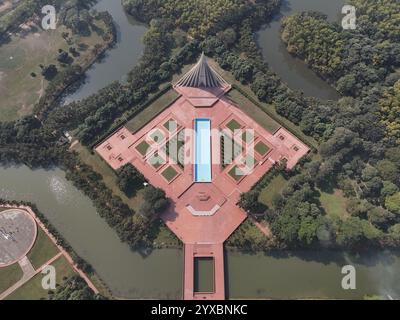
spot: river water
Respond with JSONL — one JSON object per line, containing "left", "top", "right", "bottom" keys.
{"left": 63, "top": 0, "right": 147, "bottom": 104}
{"left": 256, "top": 0, "right": 345, "bottom": 100}
{"left": 1, "top": 166, "right": 399, "bottom": 299}
{"left": 1, "top": 0, "right": 400, "bottom": 300}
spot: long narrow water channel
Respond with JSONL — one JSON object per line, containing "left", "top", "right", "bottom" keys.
{"left": 1, "top": 0, "right": 400, "bottom": 300}
{"left": 63, "top": 0, "right": 147, "bottom": 104}
{"left": 256, "top": 0, "right": 345, "bottom": 100}
{"left": 1, "top": 166, "right": 399, "bottom": 299}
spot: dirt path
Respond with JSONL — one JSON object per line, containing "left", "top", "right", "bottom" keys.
{"left": 249, "top": 215, "right": 272, "bottom": 238}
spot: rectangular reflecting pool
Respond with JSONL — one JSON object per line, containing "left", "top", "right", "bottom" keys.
{"left": 194, "top": 257, "right": 215, "bottom": 293}
{"left": 194, "top": 119, "right": 212, "bottom": 182}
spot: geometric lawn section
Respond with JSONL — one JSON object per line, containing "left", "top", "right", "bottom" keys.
{"left": 95, "top": 76, "right": 310, "bottom": 301}
{"left": 95, "top": 86, "right": 310, "bottom": 243}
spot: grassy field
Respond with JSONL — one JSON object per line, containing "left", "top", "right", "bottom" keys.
{"left": 71, "top": 142, "right": 145, "bottom": 209}
{"left": 209, "top": 59, "right": 318, "bottom": 149}
{"left": 27, "top": 227, "right": 59, "bottom": 270}
{"left": 72, "top": 142, "right": 180, "bottom": 246}
{"left": 6, "top": 255, "right": 76, "bottom": 300}
{"left": 319, "top": 189, "right": 349, "bottom": 219}
{"left": 259, "top": 174, "right": 288, "bottom": 207}
{"left": 125, "top": 89, "right": 179, "bottom": 133}
{"left": 0, "top": 20, "right": 106, "bottom": 121}
{"left": 227, "top": 89, "right": 281, "bottom": 134}
{"left": 0, "top": 263, "right": 23, "bottom": 294}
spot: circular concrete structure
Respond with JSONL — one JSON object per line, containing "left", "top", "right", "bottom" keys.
{"left": 0, "top": 209, "right": 37, "bottom": 268}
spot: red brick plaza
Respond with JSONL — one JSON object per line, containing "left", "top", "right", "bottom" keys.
{"left": 96, "top": 54, "right": 309, "bottom": 300}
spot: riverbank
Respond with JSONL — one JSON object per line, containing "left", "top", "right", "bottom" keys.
{"left": 256, "top": 0, "right": 344, "bottom": 100}
{"left": 0, "top": 202, "right": 108, "bottom": 300}
{"left": 0, "top": 6, "right": 116, "bottom": 121}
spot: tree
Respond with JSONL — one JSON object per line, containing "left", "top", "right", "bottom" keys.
{"left": 385, "top": 192, "right": 400, "bottom": 214}
{"left": 41, "top": 64, "right": 58, "bottom": 80}
{"left": 116, "top": 164, "right": 145, "bottom": 197}
{"left": 389, "top": 224, "right": 400, "bottom": 241}
{"left": 367, "top": 207, "right": 394, "bottom": 229}
{"left": 239, "top": 190, "right": 265, "bottom": 214}
{"left": 376, "top": 160, "right": 399, "bottom": 183}
{"left": 139, "top": 186, "right": 169, "bottom": 219}
{"left": 298, "top": 216, "right": 318, "bottom": 245}
{"left": 49, "top": 275, "right": 104, "bottom": 300}
{"left": 336, "top": 217, "right": 364, "bottom": 246}
{"left": 217, "top": 28, "right": 237, "bottom": 47}
{"left": 381, "top": 181, "right": 399, "bottom": 198}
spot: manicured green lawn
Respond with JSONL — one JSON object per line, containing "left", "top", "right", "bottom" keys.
{"left": 242, "top": 131, "right": 254, "bottom": 144}
{"left": 0, "top": 21, "right": 106, "bottom": 121}
{"left": 163, "top": 119, "right": 178, "bottom": 132}
{"left": 149, "top": 152, "right": 165, "bottom": 169}
{"left": 259, "top": 174, "right": 288, "bottom": 207}
{"left": 125, "top": 89, "right": 179, "bottom": 133}
{"left": 319, "top": 189, "right": 349, "bottom": 219}
{"left": 210, "top": 58, "right": 317, "bottom": 148}
{"left": 242, "top": 155, "right": 256, "bottom": 168}
{"left": 255, "top": 141, "right": 270, "bottom": 156}
{"left": 0, "top": 264, "right": 23, "bottom": 294}
{"left": 27, "top": 227, "right": 59, "bottom": 270}
{"left": 228, "top": 166, "right": 244, "bottom": 181}
{"left": 6, "top": 255, "right": 76, "bottom": 300}
{"left": 227, "top": 89, "right": 281, "bottom": 134}
{"left": 136, "top": 140, "right": 151, "bottom": 156}
{"left": 162, "top": 166, "right": 178, "bottom": 182}
{"left": 226, "top": 119, "right": 242, "bottom": 132}
{"left": 150, "top": 129, "right": 164, "bottom": 143}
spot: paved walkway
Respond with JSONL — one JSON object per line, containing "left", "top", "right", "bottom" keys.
{"left": 1, "top": 205, "right": 99, "bottom": 298}
{"left": 183, "top": 243, "right": 225, "bottom": 300}
{"left": 95, "top": 66, "right": 310, "bottom": 300}
{"left": 0, "top": 253, "right": 62, "bottom": 300}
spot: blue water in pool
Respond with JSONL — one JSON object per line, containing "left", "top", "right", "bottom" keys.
{"left": 194, "top": 119, "right": 212, "bottom": 183}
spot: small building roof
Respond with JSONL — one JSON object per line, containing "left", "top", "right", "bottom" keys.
{"left": 175, "top": 53, "right": 229, "bottom": 88}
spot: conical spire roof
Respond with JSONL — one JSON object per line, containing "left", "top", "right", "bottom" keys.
{"left": 175, "top": 53, "right": 228, "bottom": 88}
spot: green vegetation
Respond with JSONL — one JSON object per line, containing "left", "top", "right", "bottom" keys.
{"left": 0, "top": 1, "right": 114, "bottom": 121}
{"left": 49, "top": 275, "right": 105, "bottom": 300}
{"left": 258, "top": 174, "right": 287, "bottom": 207}
{"left": 116, "top": 164, "right": 146, "bottom": 198}
{"left": 319, "top": 189, "right": 349, "bottom": 219}
{"left": 385, "top": 192, "right": 400, "bottom": 215}
{"left": 148, "top": 220, "right": 182, "bottom": 248}
{"left": 281, "top": 0, "right": 400, "bottom": 97}
{"left": 254, "top": 141, "right": 270, "bottom": 156}
{"left": 226, "top": 119, "right": 242, "bottom": 131}
{"left": 27, "top": 227, "right": 59, "bottom": 270}
{"left": 139, "top": 186, "right": 169, "bottom": 219}
{"left": 123, "top": 0, "right": 280, "bottom": 39}
{"left": 164, "top": 119, "right": 178, "bottom": 132}
{"left": 228, "top": 166, "right": 244, "bottom": 181}
{"left": 136, "top": 141, "right": 151, "bottom": 156}
{"left": 163, "top": 130, "right": 185, "bottom": 168}
{"left": 6, "top": 255, "right": 76, "bottom": 300}
{"left": 149, "top": 152, "right": 165, "bottom": 169}
{"left": 0, "top": 263, "right": 23, "bottom": 294}
{"left": 226, "top": 219, "right": 270, "bottom": 251}
{"left": 379, "top": 80, "right": 400, "bottom": 144}
{"left": 2, "top": 0, "right": 400, "bottom": 254}
{"left": 161, "top": 166, "right": 178, "bottom": 182}
{"left": 125, "top": 89, "right": 179, "bottom": 134}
